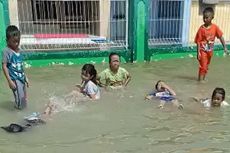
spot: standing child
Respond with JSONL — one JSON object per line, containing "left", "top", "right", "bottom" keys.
{"left": 2, "top": 25, "right": 29, "bottom": 109}
{"left": 145, "top": 80, "right": 183, "bottom": 110}
{"left": 193, "top": 87, "right": 229, "bottom": 108}
{"left": 195, "top": 7, "right": 229, "bottom": 82}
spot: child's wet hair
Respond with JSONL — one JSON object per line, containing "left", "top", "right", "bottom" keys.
{"left": 155, "top": 80, "right": 162, "bottom": 90}
{"left": 212, "top": 87, "right": 225, "bottom": 100}
{"left": 203, "top": 7, "right": 214, "bottom": 16}
{"left": 109, "top": 52, "right": 120, "bottom": 63}
{"left": 6, "top": 25, "right": 20, "bottom": 40}
{"left": 82, "top": 64, "right": 97, "bottom": 84}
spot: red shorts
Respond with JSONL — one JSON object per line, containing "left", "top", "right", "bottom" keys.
{"left": 198, "top": 50, "right": 213, "bottom": 76}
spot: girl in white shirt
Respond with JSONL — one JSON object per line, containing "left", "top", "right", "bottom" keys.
{"left": 79, "top": 64, "right": 100, "bottom": 100}
{"left": 193, "top": 87, "right": 229, "bottom": 108}
{"left": 43, "top": 64, "right": 100, "bottom": 115}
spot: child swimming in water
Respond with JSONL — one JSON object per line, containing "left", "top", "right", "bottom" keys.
{"left": 193, "top": 87, "right": 229, "bottom": 108}
{"left": 44, "top": 63, "right": 100, "bottom": 115}
{"left": 145, "top": 80, "right": 183, "bottom": 109}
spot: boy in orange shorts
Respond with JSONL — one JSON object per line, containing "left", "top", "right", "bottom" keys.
{"left": 195, "top": 7, "right": 229, "bottom": 82}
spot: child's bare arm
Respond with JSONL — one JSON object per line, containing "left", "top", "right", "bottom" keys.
{"left": 196, "top": 43, "right": 201, "bottom": 60}
{"left": 75, "top": 81, "right": 86, "bottom": 92}
{"left": 191, "top": 97, "right": 206, "bottom": 103}
{"left": 96, "top": 75, "right": 107, "bottom": 87}
{"left": 124, "top": 73, "right": 131, "bottom": 87}
{"left": 145, "top": 95, "right": 154, "bottom": 100}
{"left": 161, "top": 82, "right": 176, "bottom": 96}
{"left": 192, "top": 97, "right": 200, "bottom": 102}
{"left": 2, "top": 63, "right": 16, "bottom": 89}
{"left": 219, "top": 36, "right": 229, "bottom": 55}
{"left": 89, "top": 94, "right": 97, "bottom": 100}
{"left": 25, "top": 75, "right": 29, "bottom": 87}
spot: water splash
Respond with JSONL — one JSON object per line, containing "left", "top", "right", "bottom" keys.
{"left": 47, "top": 91, "right": 89, "bottom": 114}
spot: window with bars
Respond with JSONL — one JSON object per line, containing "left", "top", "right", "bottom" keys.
{"left": 30, "top": 0, "right": 100, "bottom": 34}
{"left": 149, "top": 0, "right": 184, "bottom": 44}
{"left": 31, "top": 1, "right": 58, "bottom": 21}
{"left": 110, "top": 0, "right": 127, "bottom": 41}
{"left": 17, "top": 0, "right": 128, "bottom": 50}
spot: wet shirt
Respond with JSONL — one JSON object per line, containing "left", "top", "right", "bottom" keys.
{"left": 149, "top": 90, "right": 175, "bottom": 102}
{"left": 83, "top": 80, "right": 100, "bottom": 99}
{"left": 2, "top": 47, "right": 25, "bottom": 83}
{"left": 195, "top": 24, "right": 223, "bottom": 52}
{"left": 201, "top": 99, "right": 229, "bottom": 108}
{"left": 99, "top": 67, "right": 129, "bottom": 87}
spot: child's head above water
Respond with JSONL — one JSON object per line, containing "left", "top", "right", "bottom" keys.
{"left": 211, "top": 87, "right": 225, "bottom": 107}
{"left": 81, "top": 64, "right": 97, "bottom": 84}
{"left": 109, "top": 52, "right": 120, "bottom": 72}
{"left": 155, "top": 80, "right": 165, "bottom": 92}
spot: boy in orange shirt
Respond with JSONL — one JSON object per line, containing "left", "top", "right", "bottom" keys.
{"left": 195, "top": 7, "right": 229, "bottom": 82}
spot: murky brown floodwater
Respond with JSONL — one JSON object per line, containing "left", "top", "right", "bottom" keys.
{"left": 0, "top": 56, "right": 230, "bottom": 153}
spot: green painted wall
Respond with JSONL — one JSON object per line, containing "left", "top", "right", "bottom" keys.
{"left": 22, "top": 45, "right": 227, "bottom": 67}
{"left": 136, "top": 1, "right": 145, "bottom": 61}
{"left": 0, "top": 0, "right": 227, "bottom": 68}
{"left": 129, "top": 0, "right": 149, "bottom": 62}
{"left": 0, "top": 1, "right": 6, "bottom": 62}
{"left": 22, "top": 49, "right": 131, "bottom": 67}
{"left": 1, "top": 0, "right": 9, "bottom": 26}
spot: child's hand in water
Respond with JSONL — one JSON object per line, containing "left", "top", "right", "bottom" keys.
{"left": 75, "top": 84, "right": 85, "bottom": 93}
{"left": 145, "top": 95, "right": 153, "bottom": 100}
{"left": 192, "top": 97, "right": 199, "bottom": 102}
{"left": 191, "top": 97, "right": 203, "bottom": 103}
{"left": 75, "top": 84, "right": 82, "bottom": 88}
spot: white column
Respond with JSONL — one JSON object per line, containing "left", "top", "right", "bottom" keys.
{"left": 100, "top": 0, "right": 110, "bottom": 38}
{"left": 8, "top": 0, "right": 19, "bottom": 27}
{"left": 182, "top": 0, "right": 192, "bottom": 46}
